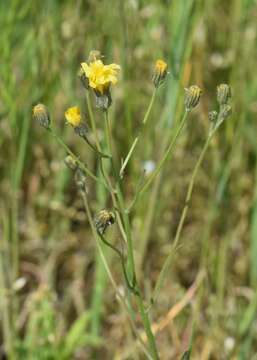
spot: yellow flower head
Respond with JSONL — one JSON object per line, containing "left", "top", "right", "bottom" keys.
{"left": 65, "top": 106, "right": 81, "bottom": 127}
{"left": 153, "top": 59, "right": 168, "bottom": 87}
{"left": 155, "top": 59, "right": 168, "bottom": 77}
{"left": 80, "top": 60, "right": 120, "bottom": 94}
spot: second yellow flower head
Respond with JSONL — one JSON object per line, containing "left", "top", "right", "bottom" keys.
{"left": 65, "top": 106, "right": 82, "bottom": 127}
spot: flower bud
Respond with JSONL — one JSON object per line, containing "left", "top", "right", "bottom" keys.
{"left": 94, "top": 209, "right": 115, "bottom": 235}
{"left": 32, "top": 104, "right": 50, "bottom": 128}
{"left": 152, "top": 59, "right": 168, "bottom": 88}
{"left": 74, "top": 168, "right": 86, "bottom": 192}
{"left": 208, "top": 110, "right": 218, "bottom": 123}
{"left": 64, "top": 156, "right": 78, "bottom": 171}
{"left": 73, "top": 124, "right": 88, "bottom": 138}
{"left": 217, "top": 84, "right": 231, "bottom": 105}
{"left": 184, "top": 85, "right": 202, "bottom": 112}
{"left": 219, "top": 104, "right": 232, "bottom": 121}
{"left": 94, "top": 90, "right": 112, "bottom": 111}
{"left": 88, "top": 50, "right": 102, "bottom": 63}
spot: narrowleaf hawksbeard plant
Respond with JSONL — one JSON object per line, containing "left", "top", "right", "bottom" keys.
{"left": 33, "top": 50, "right": 232, "bottom": 359}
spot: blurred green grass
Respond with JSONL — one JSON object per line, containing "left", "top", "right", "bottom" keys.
{"left": 1, "top": 0, "right": 257, "bottom": 358}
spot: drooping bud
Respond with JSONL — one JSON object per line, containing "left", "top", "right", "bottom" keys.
{"left": 74, "top": 168, "right": 87, "bottom": 192}
{"left": 32, "top": 104, "right": 51, "bottom": 129}
{"left": 152, "top": 59, "right": 168, "bottom": 88}
{"left": 184, "top": 85, "right": 202, "bottom": 112}
{"left": 217, "top": 84, "right": 231, "bottom": 105}
{"left": 208, "top": 110, "right": 218, "bottom": 123}
{"left": 94, "top": 209, "right": 115, "bottom": 235}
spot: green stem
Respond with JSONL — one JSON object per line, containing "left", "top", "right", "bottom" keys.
{"left": 86, "top": 92, "right": 101, "bottom": 151}
{"left": 85, "top": 92, "right": 110, "bottom": 158}
{"left": 119, "top": 89, "right": 157, "bottom": 177}
{"left": 173, "top": 135, "right": 211, "bottom": 249}
{"left": 104, "top": 111, "right": 159, "bottom": 358}
{"left": 85, "top": 106, "right": 128, "bottom": 243}
{"left": 129, "top": 111, "right": 188, "bottom": 211}
{"left": 136, "top": 295, "right": 160, "bottom": 360}
{"left": 81, "top": 191, "right": 151, "bottom": 358}
{"left": 98, "top": 232, "right": 136, "bottom": 294}
{"left": 82, "top": 135, "right": 110, "bottom": 158}
{"left": 48, "top": 127, "right": 104, "bottom": 185}
{"left": 0, "top": 243, "right": 15, "bottom": 359}
{"left": 151, "top": 130, "right": 215, "bottom": 303}
{"left": 104, "top": 111, "right": 113, "bottom": 162}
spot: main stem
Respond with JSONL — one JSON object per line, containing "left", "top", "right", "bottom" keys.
{"left": 86, "top": 92, "right": 101, "bottom": 151}
{"left": 104, "top": 111, "right": 159, "bottom": 359}
{"left": 81, "top": 190, "right": 152, "bottom": 358}
{"left": 136, "top": 294, "right": 160, "bottom": 360}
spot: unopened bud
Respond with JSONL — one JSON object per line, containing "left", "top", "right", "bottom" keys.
{"left": 184, "top": 85, "right": 202, "bottom": 112}
{"left": 152, "top": 59, "right": 168, "bottom": 88}
{"left": 64, "top": 156, "right": 77, "bottom": 171}
{"left": 74, "top": 169, "right": 86, "bottom": 192}
{"left": 208, "top": 110, "right": 218, "bottom": 123}
{"left": 32, "top": 104, "right": 50, "bottom": 128}
{"left": 219, "top": 104, "right": 232, "bottom": 121}
{"left": 217, "top": 84, "right": 231, "bottom": 105}
{"left": 88, "top": 50, "right": 102, "bottom": 63}
{"left": 94, "top": 90, "right": 112, "bottom": 111}
{"left": 94, "top": 209, "right": 115, "bottom": 235}
{"left": 73, "top": 124, "right": 88, "bottom": 138}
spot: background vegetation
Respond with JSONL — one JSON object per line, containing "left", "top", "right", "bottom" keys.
{"left": 1, "top": 0, "right": 257, "bottom": 358}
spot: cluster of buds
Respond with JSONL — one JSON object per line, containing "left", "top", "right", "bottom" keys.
{"left": 216, "top": 84, "right": 232, "bottom": 121}
{"left": 208, "top": 84, "right": 232, "bottom": 126}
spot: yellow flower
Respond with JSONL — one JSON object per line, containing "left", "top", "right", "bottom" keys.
{"left": 155, "top": 59, "right": 168, "bottom": 77}
{"left": 65, "top": 106, "right": 82, "bottom": 127}
{"left": 80, "top": 60, "right": 120, "bottom": 94}
{"left": 153, "top": 59, "right": 168, "bottom": 87}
